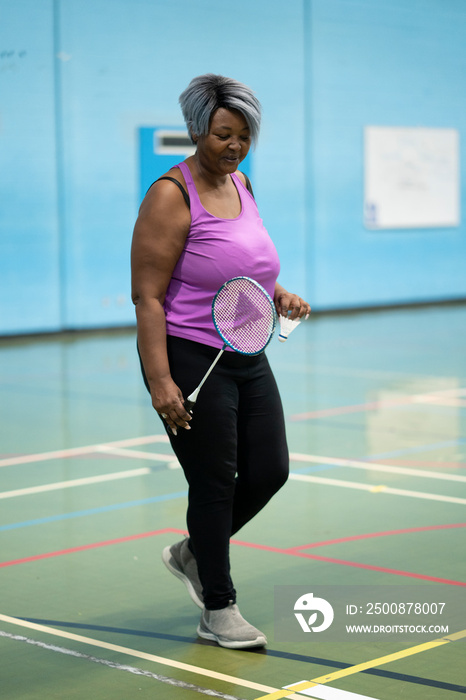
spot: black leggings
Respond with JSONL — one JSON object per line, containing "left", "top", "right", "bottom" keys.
{"left": 139, "top": 335, "right": 289, "bottom": 610}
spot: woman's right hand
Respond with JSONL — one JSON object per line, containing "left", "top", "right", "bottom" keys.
{"left": 131, "top": 174, "right": 192, "bottom": 437}
{"left": 151, "top": 377, "right": 193, "bottom": 436}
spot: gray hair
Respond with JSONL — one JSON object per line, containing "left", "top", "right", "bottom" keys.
{"left": 179, "top": 74, "right": 261, "bottom": 145}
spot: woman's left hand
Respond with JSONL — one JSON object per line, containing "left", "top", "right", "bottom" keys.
{"left": 274, "top": 286, "right": 311, "bottom": 321}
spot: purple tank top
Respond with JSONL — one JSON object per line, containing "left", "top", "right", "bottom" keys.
{"left": 164, "top": 161, "right": 280, "bottom": 349}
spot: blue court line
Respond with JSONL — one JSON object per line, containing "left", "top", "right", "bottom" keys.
{"left": 19, "top": 618, "right": 466, "bottom": 695}
{"left": 0, "top": 491, "right": 187, "bottom": 532}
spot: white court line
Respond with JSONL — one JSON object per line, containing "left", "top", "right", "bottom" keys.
{"left": 289, "top": 453, "right": 466, "bottom": 483}
{"left": 416, "top": 396, "right": 466, "bottom": 407}
{"left": 0, "top": 443, "right": 180, "bottom": 500}
{"left": 0, "top": 614, "right": 302, "bottom": 699}
{"left": 289, "top": 473, "right": 466, "bottom": 505}
{"left": 0, "top": 468, "right": 151, "bottom": 500}
{"left": 95, "top": 445, "right": 179, "bottom": 465}
{"left": 284, "top": 681, "right": 377, "bottom": 700}
{"left": 0, "top": 434, "right": 168, "bottom": 469}
{"left": 412, "top": 386, "right": 466, "bottom": 400}
{"left": 0, "top": 630, "right": 244, "bottom": 700}
{"left": 408, "top": 385, "right": 466, "bottom": 408}
{"left": 0, "top": 445, "right": 181, "bottom": 500}
{"left": 2, "top": 442, "right": 464, "bottom": 502}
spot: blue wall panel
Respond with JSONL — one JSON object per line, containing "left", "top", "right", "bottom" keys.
{"left": 0, "top": 0, "right": 61, "bottom": 333}
{"left": 306, "top": 0, "right": 466, "bottom": 309}
{"left": 1, "top": 0, "right": 466, "bottom": 335}
{"left": 55, "top": 0, "right": 305, "bottom": 330}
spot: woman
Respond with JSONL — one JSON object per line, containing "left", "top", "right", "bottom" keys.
{"left": 131, "top": 74, "right": 310, "bottom": 649}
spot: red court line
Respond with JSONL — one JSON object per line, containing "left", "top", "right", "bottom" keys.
{"left": 2, "top": 526, "right": 465, "bottom": 587}
{"left": 289, "top": 398, "right": 413, "bottom": 421}
{"left": 289, "top": 390, "right": 466, "bottom": 421}
{"left": 285, "top": 551, "right": 466, "bottom": 587}
{"left": 0, "top": 528, "right": 187, "bottom": 569}
{"left": 285, "top": 523, "right": 466, "bottom": 551}
{"left": 230, "top": 538, "right": 466, "bottom": 587}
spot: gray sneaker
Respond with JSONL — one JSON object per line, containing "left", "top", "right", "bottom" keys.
{"left": 162, "top": 539, "right": 204, "bottom": 608}
{"left": 197, "top": 602, "right": 267, "bottom": 649}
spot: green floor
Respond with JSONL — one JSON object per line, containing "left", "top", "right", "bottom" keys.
{"left": 1, "top": 304, "right": 465, "bottom": 699}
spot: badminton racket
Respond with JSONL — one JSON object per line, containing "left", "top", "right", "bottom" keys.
{"left": 184, "top": 276, "right": 277, "bottom": 411}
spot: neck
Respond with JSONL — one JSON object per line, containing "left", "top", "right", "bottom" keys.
{"left": 189, "top": 155, "right": 232, "bottom": 188}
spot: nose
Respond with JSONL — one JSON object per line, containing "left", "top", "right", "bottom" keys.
{"left": 227, "top": 137, "right": 241, "bottom": 151}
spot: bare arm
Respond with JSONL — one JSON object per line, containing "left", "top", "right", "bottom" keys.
{"left": 131, "top": 180, "right": 193, "bottom": 433}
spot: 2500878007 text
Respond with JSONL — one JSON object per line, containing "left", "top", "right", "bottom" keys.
{"left": 346, "top": 602, "right": 446, "bottom": 615}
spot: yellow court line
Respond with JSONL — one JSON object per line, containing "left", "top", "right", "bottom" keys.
{"left": 0, "top": 613, "right": 303, "bottom": 699}
{"left": 254, "top": 628, "right": 466, "bottom": 700}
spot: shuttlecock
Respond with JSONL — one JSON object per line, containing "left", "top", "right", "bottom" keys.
{"left": 278, "top": 314, "right": 301, "bottom": 342}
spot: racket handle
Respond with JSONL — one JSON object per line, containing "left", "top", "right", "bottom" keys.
{"left": 184, "top": 398, "right": 196, "bottom": 413}
{"left": 184, "top": 346, "right": 225, "bottom": 412}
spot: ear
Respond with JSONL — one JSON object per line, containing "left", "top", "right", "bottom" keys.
{"left": 191, "top": 131, "right": 198, "bottom": 144}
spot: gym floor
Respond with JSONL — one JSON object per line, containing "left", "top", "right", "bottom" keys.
{"left": 1, "top": 303, "right": 465, "bottom": 699}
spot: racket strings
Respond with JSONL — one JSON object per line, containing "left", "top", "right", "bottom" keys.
{"left": 213, "top": 278, "right": 276, "bottom": 354}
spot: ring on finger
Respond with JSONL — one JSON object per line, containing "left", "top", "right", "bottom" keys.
{"left": 160, "top": 413, "right": 168, "bottom": 419}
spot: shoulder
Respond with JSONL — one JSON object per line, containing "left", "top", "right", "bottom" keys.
{"left": 235, "top": 170, "right": 247, "bottom": 187}
{"left": 140, "top": 165, "right": 190, "bottom": 215}
{"left": 136, "top": 165, "right": 191, "bottom": 232}
{"left": 158, "top": 164, "right": 188, "bottom": 189}
{"left": 235, "top": 170, "right": 255, "bottom": 199}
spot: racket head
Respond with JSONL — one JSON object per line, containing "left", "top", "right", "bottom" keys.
{"left": 211, "top": 276, "right": 277, "bottom": 355}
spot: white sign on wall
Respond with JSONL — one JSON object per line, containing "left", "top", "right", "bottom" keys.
{"left": 364, "top": 126, "right": 460, "bottom": 230}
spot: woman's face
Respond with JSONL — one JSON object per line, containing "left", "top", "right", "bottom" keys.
{"left": 195, "top": 108, "right": 251, "bottom": 175}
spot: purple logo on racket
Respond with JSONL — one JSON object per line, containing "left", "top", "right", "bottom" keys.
{"left": 294, "top": 592, "right": 334, "bottom": 633}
